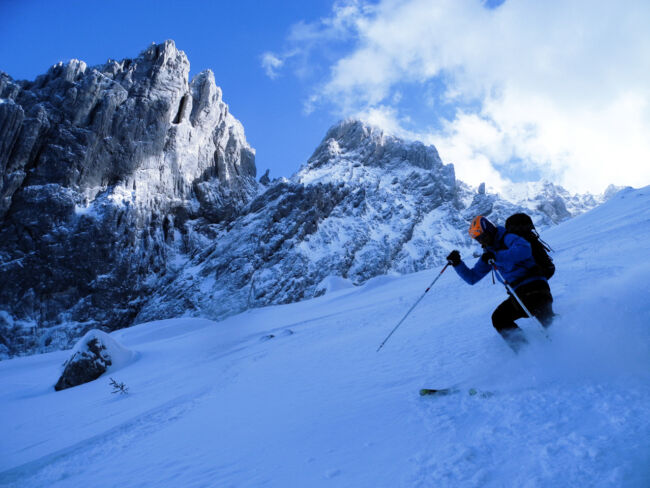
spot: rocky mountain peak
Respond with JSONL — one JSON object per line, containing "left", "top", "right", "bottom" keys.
{"left": 0, "top": 41, "right": 259, "bottom": 356}
{"left": 295, "top": 119, "right": 454, "bottom": 189}
{"left": 46, "top": 59, "right": 88, "bottom": 83}
{"left": 97, "top": 39, "right": 190, "bottom": 95}
{"left": 321, "top": 119, "right": 385, "bottom": 152}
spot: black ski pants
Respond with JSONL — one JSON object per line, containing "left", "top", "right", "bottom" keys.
{"left": 491, "top": 279, "right": 554, "bottom": 336}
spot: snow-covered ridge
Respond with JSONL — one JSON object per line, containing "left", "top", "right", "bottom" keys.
{"left": 136, "top": 119, "right": 610, "bottom": 328}
{"left": 296, "top": 121, "right": 607, "bottom": 226}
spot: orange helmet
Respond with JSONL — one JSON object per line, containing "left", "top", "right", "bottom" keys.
{"left": 469, "top": 215, "right": 496, "bottom": 241}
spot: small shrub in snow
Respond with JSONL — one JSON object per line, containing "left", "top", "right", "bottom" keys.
{"left": 109, "top": 377, "right": 129, "bottom": 395}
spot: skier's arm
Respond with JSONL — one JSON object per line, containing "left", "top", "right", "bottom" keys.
{"left": 453, "top": 258, "right": 491, "bottom": 285}
{"left": 496, "top": 234, "right": 532, "bottom": 264}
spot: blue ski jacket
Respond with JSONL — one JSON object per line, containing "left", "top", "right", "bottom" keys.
{"left": 454, "top": 226, "right": 546, "bottom": 289}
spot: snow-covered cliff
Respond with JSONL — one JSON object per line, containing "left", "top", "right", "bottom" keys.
{"left": 136, "top": 120, "right": 607, "bottom": 328}
{"left": 0, "top": 41, "right": 257, "bottom": 355}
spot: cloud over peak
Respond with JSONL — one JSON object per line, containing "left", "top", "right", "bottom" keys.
{"left": 266, "top": 0, "right": 650, "bottom": 193}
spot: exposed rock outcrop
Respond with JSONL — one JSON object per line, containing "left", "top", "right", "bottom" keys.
{"left": 0, "top": 41, "right": 258, "bottom": 355}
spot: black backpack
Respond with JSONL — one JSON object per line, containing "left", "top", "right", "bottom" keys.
{"left": 505, "top": 213, "right": 555, "bottom": 280}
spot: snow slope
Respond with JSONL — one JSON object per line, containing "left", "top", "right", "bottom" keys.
{"left": 0, "top": 186, "right": 649, "bottom": 487}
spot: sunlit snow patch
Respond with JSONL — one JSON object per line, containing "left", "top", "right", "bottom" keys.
{"left": 315, "top": 275, "right": 356, "bottom": 295}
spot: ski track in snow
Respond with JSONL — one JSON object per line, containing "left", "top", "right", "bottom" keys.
{"left": 1, "top": 187, "right": 650, "bottom": 487}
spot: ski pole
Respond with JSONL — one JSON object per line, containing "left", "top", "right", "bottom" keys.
{"left": 376, "top": 263, "right": 450, "bottom": 352}
{"left": 490, "top": 261, "right": 550, "bottom": 340}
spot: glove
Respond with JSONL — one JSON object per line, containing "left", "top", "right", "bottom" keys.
{"left": 446, "top": 250, "right": 461, "bottom": 267}
{"left": 481, "top": 250, "right": 496, "bottom": 264}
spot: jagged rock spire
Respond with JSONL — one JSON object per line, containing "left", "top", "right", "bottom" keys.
{"left": 0, "top": 41, "right": 258, "bottom": 356}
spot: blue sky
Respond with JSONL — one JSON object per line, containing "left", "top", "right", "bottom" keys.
{"left": 0, "top": 0, "right": 337, "bottom": 181}
{"left": 2, "top": 0, "right": 649, "bottom": 193}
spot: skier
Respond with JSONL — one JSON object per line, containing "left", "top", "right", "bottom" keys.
{"left": 446, "top": 215, "right": 554, "bottom": 352}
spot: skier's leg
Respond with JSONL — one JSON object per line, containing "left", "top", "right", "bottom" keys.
{"left": 535, "top": 300, "right": 555, "bottom": 328}
{"left": 492, "top": 297, "right": 528, "bottom": 352}
{"left": 519, "top": 281, "right": 555, "bottom": 328}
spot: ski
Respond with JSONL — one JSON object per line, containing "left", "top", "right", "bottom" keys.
{"left": 419, "top": 387, "right": 494, "bottom": 398}
{"left": 419, "top": 388, "right": 458, "bottom": 396}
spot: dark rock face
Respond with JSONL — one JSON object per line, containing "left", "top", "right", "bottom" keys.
{"left": 259, "top": 169, "right": 271, "bottom": 186}
{"left": 0, "top": 41, "right": 258, "bottom": 356}
{"left": 55, "top": 335, "right": 111, "bottom": 391}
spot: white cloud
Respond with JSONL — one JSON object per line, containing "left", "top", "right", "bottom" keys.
{"left": 290, "top": 0, "right": 650, "bottom": 193}
{"left": 351, "top": 105, "right": 510, "bottom": 189}
{"left": 261, "top": 1, "right": 374, "bottom": 81}
{"left": 426, "top": 112, "right": 513, "bottom": 190}
{"left": 355, "top": 105, "right": 410, "bottom": 135}
{"left": 261, "top": 52, "right": 284, "bottom": 79}
{"left": 288, "top": 0, "right": 372, "bottom": 43}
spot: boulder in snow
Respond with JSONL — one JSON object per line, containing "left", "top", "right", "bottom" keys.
{"left": 54, "top": 329, "right": 133, "bottom": 391}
